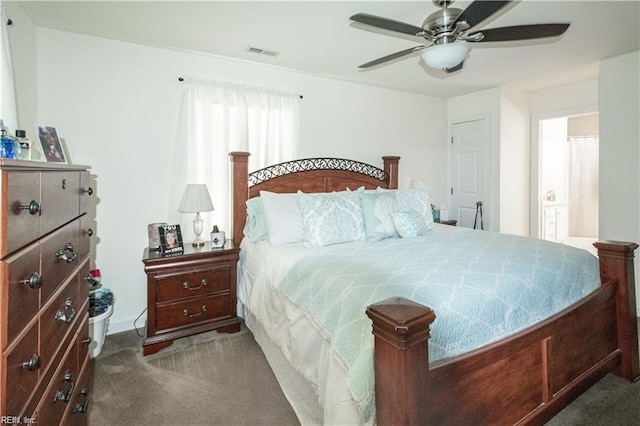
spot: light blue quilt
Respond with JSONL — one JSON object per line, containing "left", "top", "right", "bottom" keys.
{"left": 279, "top": 227, "right": 600, "bottom": 420}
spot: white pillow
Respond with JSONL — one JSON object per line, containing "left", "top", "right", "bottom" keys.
{"left": 297, "top": 190, "right": 366, "bottom": 247}
{"left": 260, "top": 191, "right": 305, "bottom": 246}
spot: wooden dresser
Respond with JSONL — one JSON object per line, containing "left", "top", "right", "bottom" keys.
{"left": 142, "top": 241, "right": 241, "bottom": 356}
{"left": 0, "top": 159, "right": 94, "bottom": 425}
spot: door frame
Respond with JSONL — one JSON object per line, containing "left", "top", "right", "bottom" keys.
{"left": 530, "top": 105, "right": 598, "bottom": 239}
{"left": 447, "top": 113, "right": 492, "bottom": 230}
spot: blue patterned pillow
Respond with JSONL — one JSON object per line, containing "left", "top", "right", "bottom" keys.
{"left": 391, "top": 210, "right": 429, "bottom": 238}
{"left": 359, "top": 191, "right": 399, "bottom": 241}
{"left": 297, "top": 191, "right": 366, "bottom": 247}
{"left": 380, "top": 187, "right": 434, "bottom": 231}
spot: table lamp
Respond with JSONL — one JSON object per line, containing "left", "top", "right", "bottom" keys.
{"left": 178, "top": 184, "right": 214, "bottom": 247}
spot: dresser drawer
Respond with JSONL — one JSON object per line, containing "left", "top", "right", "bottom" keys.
{"left": 35, "top": 333, "right": 80, "bottom": 426}
{"left": 41, "top": 272, "right": 82, "bottom": 375}
{"left": 62, "top": 352, "right": 92, "bottom": 426}
{"left": 40, "top": 171, "right": 81, "bottom": 237}
{"left": 2, "top": 243, "right": 41, "bottom": 346}
{"left": 155, "top": 263, "right": 233, "bottom": 302}
{"left": 41, "top": 220, "right": 85, "bottom": 304}
{"left": 1, "top": 171, "right": 41, "bottom": 256}
{"left": 3, "top": 322, "right": 40, "bottom": 417}
{"left": 155, "top": 293, "right": 232, "bottom": 332}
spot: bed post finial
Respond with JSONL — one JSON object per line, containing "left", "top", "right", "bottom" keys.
{"left": 229, "top": 152, "right": 250, "bottom": 246}
{"left": 367, "top": 296, "right": 434, "bottom": 425}
{"left": 594, "top": 240, "right": 640, "bottom": 382}
{"left": 382, "top": 156, "right": 400, "bottom": 189}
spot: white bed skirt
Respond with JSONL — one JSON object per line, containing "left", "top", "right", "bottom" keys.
{"left": 240, "top": 304, "right": 372, "bottom": 426}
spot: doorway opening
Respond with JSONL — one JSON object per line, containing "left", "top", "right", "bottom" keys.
{"left": 537, "top": 112, "right": 599, "bottom": 254}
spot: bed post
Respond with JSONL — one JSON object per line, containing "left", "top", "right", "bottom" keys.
{"left": 229, "top": 151, "right": 250, "bottom": 247}
{"left": 383, "top": 156, "right": 400, "bottom": 189}
{"left": 366, "top": 297, "right": 434, "bottom": 426}
{"left": 594, "top": 240, "right": 640, "bottom": 382}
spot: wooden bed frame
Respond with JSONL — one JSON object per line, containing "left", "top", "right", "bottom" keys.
{"left": 230, "top": 151, "right": 639, "bottom": 425}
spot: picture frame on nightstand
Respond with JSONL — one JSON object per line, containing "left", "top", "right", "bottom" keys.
{"left": 159, "top": 224, "right": 184, "bottom": 255}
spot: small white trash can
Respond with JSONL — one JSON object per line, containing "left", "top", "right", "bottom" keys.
{"left": 89, "top": 304, "right": 114, "bottom": 358}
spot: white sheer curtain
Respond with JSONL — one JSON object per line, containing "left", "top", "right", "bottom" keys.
{"left": 170, "top": 77, "right": 300, "bottom": 241}
{"left": 568, "top": 136, "right": 599, "bottom": 237}
{"left": 1, "top": 6, "right": 18, "bottom": 130}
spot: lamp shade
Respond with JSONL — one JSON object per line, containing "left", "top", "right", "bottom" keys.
{"left": 420, "top": 43, "right": 469, "bottom": 70}
{"left": 177, "top": 184, "right": 214, "bottom": 213}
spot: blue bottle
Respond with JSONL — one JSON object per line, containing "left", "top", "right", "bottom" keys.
{"left": 0, "top": 120, "right": 21, "bottom": 159}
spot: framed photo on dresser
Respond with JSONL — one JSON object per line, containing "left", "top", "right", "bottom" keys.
{"left": 35, "top": 125, "right": 67, "bottom": 163}
{"left": 159, "top": 224, "right": 184, "bottom": 255}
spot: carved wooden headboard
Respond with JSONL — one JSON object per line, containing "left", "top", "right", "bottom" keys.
{"left": 229, "top": 152, "right": 400, "bottom": 245}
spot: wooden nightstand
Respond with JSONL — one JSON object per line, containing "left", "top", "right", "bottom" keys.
{"left": 437, "top": 219, "right": 457, "bottom": 226}
{"left": 141, "top": 240, "right": 241, "bottom": 356}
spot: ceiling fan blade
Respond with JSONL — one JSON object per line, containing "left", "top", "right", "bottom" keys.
{"left": 350, "top": 13, "right": 425, "bottom": 36}
{"left": 454, "top": 0, "right": 511, "bottom": 29}
{"left": 445, "top": 61, "right": 464, "bottom": 73}
{"left": 358, "top": 45, "right": 429, "bottom": 68}
{"left": 469, "top": 23, "right": 570, "bottom": 42}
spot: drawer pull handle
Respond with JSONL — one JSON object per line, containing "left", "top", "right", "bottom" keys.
{"left": 82, "top": 336, "right": 92, "bottom": 344}
{"left": 22, "top": 353, "right": 40, "bottom": 371}
{"left": 73, "top": 386, "right": 90, "bottom": 413}
{"left": 83, "top": 187, "right": 93, "bottom": 196}
{"left": 183, "top": 279, "right": 207, "bottom": 291}
{"left": 55, "top": 298, "right": 76, "bottom": 323}
{"left": 183, "top": 305, "right": 207, "bottom": 318}
{"left": 56, "top": 243, "right": 77, "bottom": 263}
{"left": 21, "top": 272, "right": 41, "bottom": 289}
{"left": 19, "top": 200, "right": 40, "bottom": 215}
{"left": 83, "top": 228, "right": 94, "bottom": 237}
{"left": 54, "top": 370, "right": 75, "bottom": 403}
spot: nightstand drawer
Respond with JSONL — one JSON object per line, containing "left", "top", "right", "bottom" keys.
{"left": 155, "top": 293, "right": 232, "bottom": 331}
{"left": 155, "top": 263, "right": 233, "bottom": 302}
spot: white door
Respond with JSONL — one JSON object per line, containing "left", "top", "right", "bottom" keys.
{"left": 450, "top": 119, "right": 489, "bottom": 229}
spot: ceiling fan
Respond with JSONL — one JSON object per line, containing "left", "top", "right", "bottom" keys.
{"left": 350, "top": 0, "right": 570, "bottom": 72}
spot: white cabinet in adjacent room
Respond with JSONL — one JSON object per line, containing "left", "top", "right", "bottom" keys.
{"left": 542, "top": 204, "right": 568, "bottom": 242}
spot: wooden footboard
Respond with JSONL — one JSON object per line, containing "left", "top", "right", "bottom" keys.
{"left": 368, "top": 240, "right": 639, "bottom": 425}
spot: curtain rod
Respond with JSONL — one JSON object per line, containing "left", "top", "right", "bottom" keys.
{"left": 178, "top": 77, "right": 303, "bottom": 99}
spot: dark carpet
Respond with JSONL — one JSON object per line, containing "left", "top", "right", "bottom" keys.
{"left": 89, "top": 325, "right": 639, "bottom": 425}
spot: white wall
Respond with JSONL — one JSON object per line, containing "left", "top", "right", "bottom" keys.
{"left": 499, "top": 87, "right": 530, "bottom": 236}
{"left": 12, "top": 25, "right": 446, "bottom": 333}
{"left": 599, "top": 51, "right": 640, "bottom": 310}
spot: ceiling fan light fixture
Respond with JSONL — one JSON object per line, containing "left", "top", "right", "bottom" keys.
{"left": 420, "top": 43, "right": 469, "bottom": 70}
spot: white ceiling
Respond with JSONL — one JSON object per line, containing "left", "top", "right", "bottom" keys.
{"left": 12, "top": 0, "right": 640, "bottom": 98}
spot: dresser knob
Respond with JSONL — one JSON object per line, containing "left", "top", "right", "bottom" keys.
{"left": 55, "top": 243, "right": 77, "bottom": 263}
{"left": 83, "top": 228, "right": 94, "bottom": 237}
{"left": 54, "top": 298, "right": 76, "bottom": 323}
{"left": 183, "top": 305, "right": 207, "bottom": 318}
{"left": 21, "top": 272, "right": 41, "bottom": 289}
{"left": 22, "top": 353, "right": 40, "bottom": 371}
{"left": 18, "top": 200, "right": 40, "bottom": 215}
{"left": 82, "top": 187, "right": 93, "bottom": 196}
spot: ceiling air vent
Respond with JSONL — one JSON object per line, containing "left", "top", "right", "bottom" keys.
{"left": 246, "top": 46, "right": 279, "bottom": 57}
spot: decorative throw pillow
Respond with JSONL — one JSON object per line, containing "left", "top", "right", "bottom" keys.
{"left": 260, "top": 191, "right": 305, "bottom": 246}
{"left": 242, "top": 197, "right": 269, "bottom": 242}
{"left": 297, "top": 190, "right": 366, "bottom": 247}
{"left": 391, "top": 209, "right": 429, "bottom": 238}
{"left": 381, "top": 187, "right": 434, "bottom": 231}
{"left": 359, "top": 191, "right": 399, "bottom": 241}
